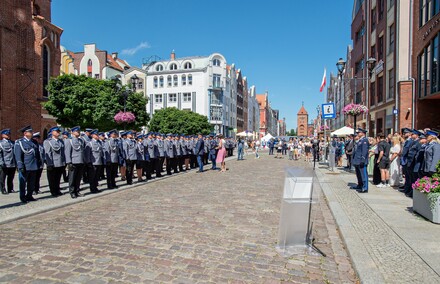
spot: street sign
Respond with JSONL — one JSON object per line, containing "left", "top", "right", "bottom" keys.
{"left": 322, "top": 103, "right": 336, "bottom": 119}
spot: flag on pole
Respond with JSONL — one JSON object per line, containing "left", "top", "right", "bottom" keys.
{"left": 319, "top": 68, "right": 326, "bottom": 92}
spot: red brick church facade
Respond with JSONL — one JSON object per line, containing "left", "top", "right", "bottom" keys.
{"left": 0, "top": 0, "right": 62, "bottom": 139}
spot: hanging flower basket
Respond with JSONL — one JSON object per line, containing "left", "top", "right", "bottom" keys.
{"left": 342, "top": 103, "right": 368, "bottom": 116}
{"left": 114, "top": 111, "right": 136, "bottom": 124}
{"left": 320, "top": 125, "right": 329, "bottom": 130}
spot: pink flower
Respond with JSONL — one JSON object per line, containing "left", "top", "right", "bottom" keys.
{"left": 114, "top": 111, "right": 136, "bottom": 124}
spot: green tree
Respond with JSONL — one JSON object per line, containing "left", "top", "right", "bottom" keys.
{"left": 43, "top": 74, "right": 149, "bottom": 131}
{"left": 286, "top": 128, "right": 297, "bottom": 136}
{"left": 149, "top": 107, "right": 211, "bottom": 135}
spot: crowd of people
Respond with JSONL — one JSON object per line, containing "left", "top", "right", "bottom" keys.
{"left": 0, "top": 126, "right": 238, "bottom": 204}
{"left": 319, "top": 127, "right": 440, "bottom": 197}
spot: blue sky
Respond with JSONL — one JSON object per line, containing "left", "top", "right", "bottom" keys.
{"left": 52, "top": 0, "right": 353, "bottom": 131}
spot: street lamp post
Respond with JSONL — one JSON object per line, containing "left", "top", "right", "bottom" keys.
{"left": 130, "top": 74, "right": 139, "bottom": 92}
{"left": 336, "top": 57, "right": 376, "bottom": 135}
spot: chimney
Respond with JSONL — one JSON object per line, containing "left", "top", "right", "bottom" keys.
{"left": 170, "top": 49, "right": 175, "bottom": 60}
{"left": 112, "top": 52, "right": 118, "bottom": 59}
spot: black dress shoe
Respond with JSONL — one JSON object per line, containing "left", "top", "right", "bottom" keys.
{"left": 26, "top": 197, "right": 37, "bottom": 202}
{"left": 2, "top": 191, "right": 8, "bottom": 195}
{"left": 70, "top": 193, "right": 77, "bottom": 199}
{"left": 34, "top": 190, "right": 42, "bottom": 195}
{"left": 356, "top": 189, "right": 368, "bottom": 193}
{"left": 8, "top": 189, "right": 15, "bottom": 193}
{"left": 156, "top": 174, "right": 163, "bottom": 178}
{"left": 76, "top": 192, "right": 84, "bottom": 197}
{"left": 20, "top": 199, "right": 28, "bottom": 204}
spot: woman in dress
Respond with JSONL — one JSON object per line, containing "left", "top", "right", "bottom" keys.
{"left": 389, "top": 136, "right": 401, "bottom": 187}
{"left": 372, "top": 136, "right": 382, "bottom": 185}
{"left": 367, "top": 137, "right": 376, "bottom": 176}
{"left": 216, "top": 134, "right": 227, "bottom": 172}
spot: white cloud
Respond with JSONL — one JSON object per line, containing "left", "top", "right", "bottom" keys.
{"left": 121, "top": 41, "right": 151, "bottom": 56}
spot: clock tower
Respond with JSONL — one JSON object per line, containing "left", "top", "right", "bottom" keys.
{"left": 297, "top": 103, "right": 308, "bottom": 137}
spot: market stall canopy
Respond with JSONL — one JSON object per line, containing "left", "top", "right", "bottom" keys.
{"left": 330, "top": 126, "right": 354, "bottom": 137}
{"left": 236, "top": 131, "right": 253, "bottom": 137}
{"left": 261, "top": 133, "right": 274, "bottom": 141}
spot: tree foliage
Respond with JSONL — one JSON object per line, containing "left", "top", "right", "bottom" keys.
{"left": 149, "top": 107, "right": 211, "bottom": 135}
{"left": 286, "top": 128, "right": 297, "bottom": 136}
{"left": 43, "top": 74, "right": 149, "bottom": 131}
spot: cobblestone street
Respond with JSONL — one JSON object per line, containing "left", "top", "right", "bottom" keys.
{"left": 0, "top": 153, "right": 357, "bottom": 283}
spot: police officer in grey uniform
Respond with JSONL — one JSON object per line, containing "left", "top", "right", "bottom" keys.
{"left": 104, "top": 129, "right": 119, "bottom": 189}
{"left": 0, "top": 129, "right": 16, "bottom": 194}
{"left": 164, "top": 134, "right": 173, "bottom": 175}
{"left": 84, "top": 129, "right": 104, "bottom": 193}
{"left": 44, "top": 126, "right": 66, "bottom": 197}
{"left": 143, "top": 133, "right": 154, "bottom": 179}
{"left": 64, "top": 126, "right": 85, "bottom": 198}
{"left": 191, "top": 136, "right": 198, "bottom": 168}
{"left": 123, "top": 131, "right": 137, "bottom": 185}
{"left": 14, "top": 126, "right": 40, "bottom": 203}
{"left": 135, "top": 134, "right": 145, "bottom": 182}
{"left": 424, "top": 130, "right": 440, "bottom": 177}
{"left": 80, "top": 128, "right": 93, "bottom": 183}
{"left": 157, "top": 133, "right": 165, "bottom": 175}
{"left": 152, "top": 133, "right": 162, "bottom": 177}
{"left": 175, "top": 135, "right": 184, "bottom": 172}
{"left": 118, "top": 131, "right": 127, "bottom": 181}
{"left": 180, "top": 134, "right": 187, "bottom": 172}
{"left": 32, "top": 132, "right": 45, "bottom": 195}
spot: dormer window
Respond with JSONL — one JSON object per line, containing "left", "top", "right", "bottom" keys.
{"left": 184, "top": 62, "right": 192, "bottom": 69}
{"left": 170, "top": 63, "right": 178, "bottom": 70}
{"left": 213, "top": 59, "right": 221, "bottom": 66}
{"left": 156, "top": 64, "right": 164, "bottom": 71}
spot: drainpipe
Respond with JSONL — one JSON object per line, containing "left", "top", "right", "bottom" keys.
{"left": 395, "top": 1, "right": 400, "bottom": 133}
{"left": 409, "top": 77, "right": 415, "bottom": 128}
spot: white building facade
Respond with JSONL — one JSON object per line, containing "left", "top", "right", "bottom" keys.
{"left": 144, "top": 52, "right": 230, "bottom": 135}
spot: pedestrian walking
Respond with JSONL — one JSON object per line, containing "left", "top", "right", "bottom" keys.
{"left": 237, "top": 138, "right": 244, "bottom": 160}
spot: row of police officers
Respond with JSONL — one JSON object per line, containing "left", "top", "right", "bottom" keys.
{"left": 0, "top": 125, "right": 234, "bottom": 204}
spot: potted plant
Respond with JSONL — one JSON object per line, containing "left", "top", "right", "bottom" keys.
{"left": 412, "top": 162, "right": 440, "bottom": 224}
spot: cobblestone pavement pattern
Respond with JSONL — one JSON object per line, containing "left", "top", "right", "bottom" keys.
{"left": 0, "top": 154, "right": 357, "bottom": 283}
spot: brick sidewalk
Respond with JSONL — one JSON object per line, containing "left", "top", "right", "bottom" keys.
{"left": 315, "top": 162, "right": 440, "bottom": 283}
{"left": 0, "top": 154, "right": 357, "bottom": 283}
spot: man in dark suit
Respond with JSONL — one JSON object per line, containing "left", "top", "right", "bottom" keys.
{"left": 209, "top": 134, "right": 218, "bottom": 170}
{"left": 351, "top": 128, "right": 369, "bottom": 193}
{"left": 195, "top": 133, "right": 205, "bottom": 173}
